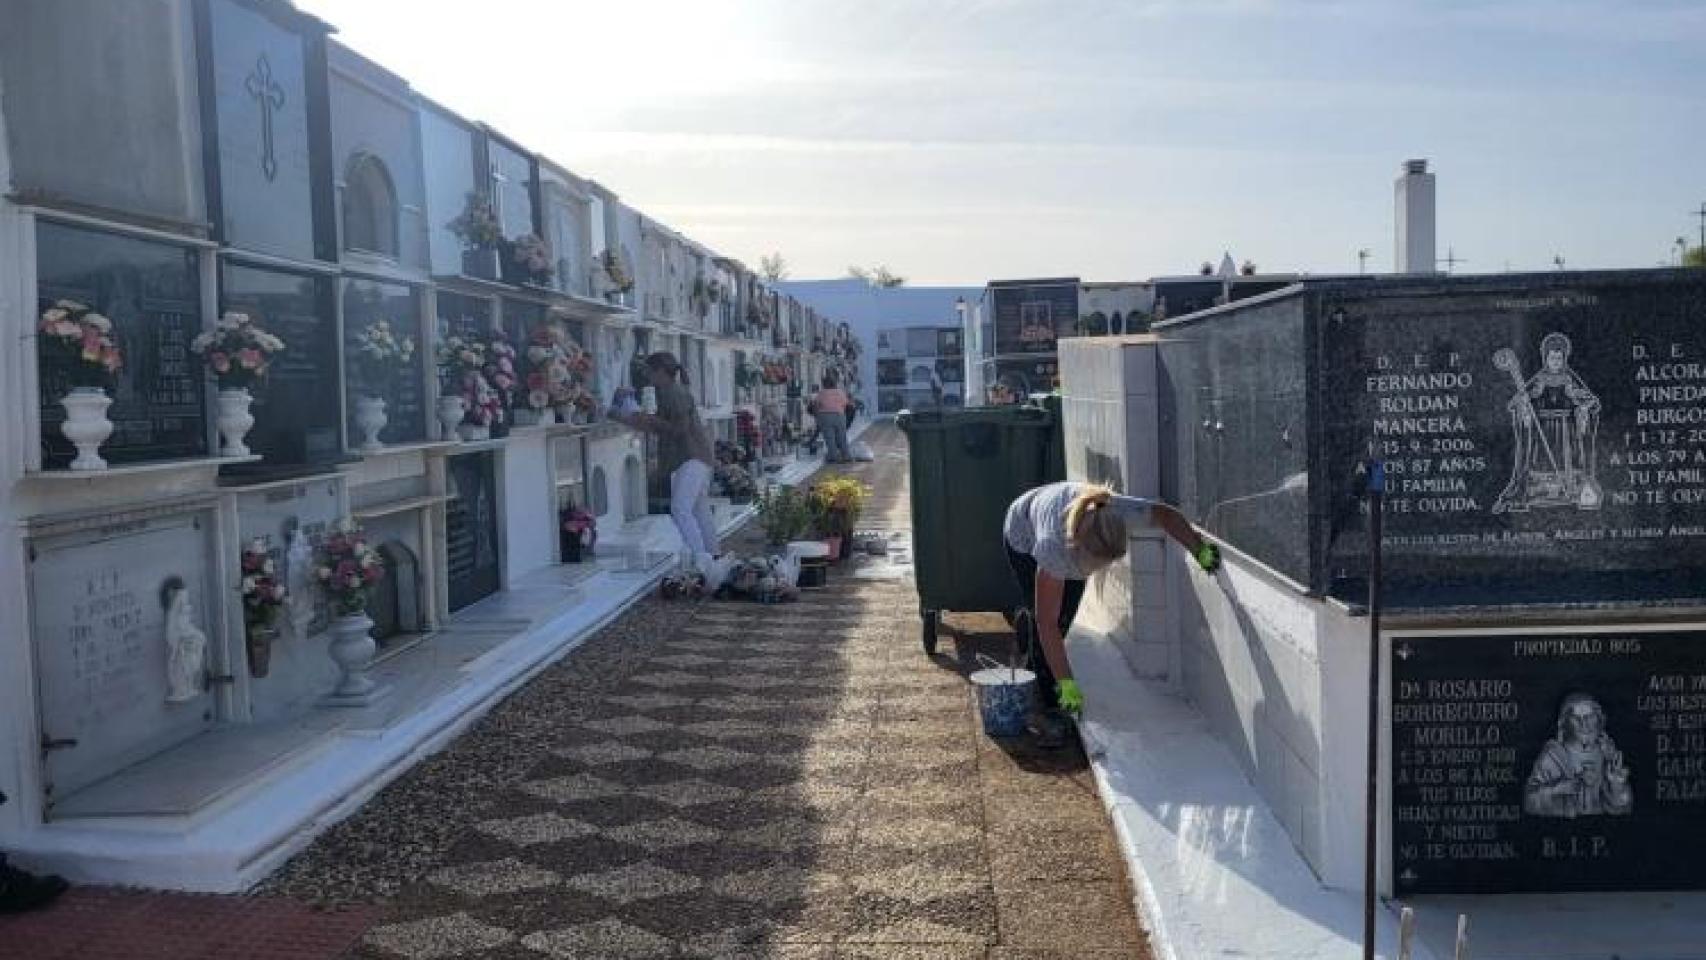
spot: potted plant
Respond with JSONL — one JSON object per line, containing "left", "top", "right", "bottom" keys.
{"left": 448, "top": 192, "right": 502, "bottom": 279}
{"left": 811, "top": 474, "right": 871, "bottom": 560}
{"left": 559, "top": 502, "right": 597, "bottom": 563}
{"left": 315, "top": 519, "right": 386, "bottom": 705}
{"left": 597, "top": 248, "right": 634, "bottom": 303}
{"left": 37, "top": 300, "right": 123, "bottom": 471}
{"left": 715, "top": 463, "right": 756, "bottom": 504}
{"left": 240, "top": 539, "right": 288, "bottom": 678}
{"left": 756, "top": 484, "right": 814, "bottom": 547}
{"left": 349, "top": 319, "right": 415, "bottom": 453}
{"left": 190, "top": 310, "right": 285, "bottom": 459}
{"left": 508, "top": 233, "right": 554, "bottom": 286}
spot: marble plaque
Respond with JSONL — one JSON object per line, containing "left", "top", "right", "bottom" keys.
{"left": 32, "top": 512, "right": 216, "bottom": 802}
{"left": 1392, "top": 629, "right": 1706, "bottom": 894}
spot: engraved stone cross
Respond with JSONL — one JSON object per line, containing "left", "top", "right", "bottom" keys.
{"left": 245, "top": 54, "right": 285, "bottom": 182}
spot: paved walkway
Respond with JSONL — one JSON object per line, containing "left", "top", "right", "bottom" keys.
{"left": 7, "top": 423, "right": 1150, "bottom": 959}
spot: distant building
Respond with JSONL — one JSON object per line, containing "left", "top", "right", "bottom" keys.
{"left": 968, "top": 278, "right": 1156, "bottom": 405}
{"left": 778, "top": 278, "right": 981, "bottom": 414}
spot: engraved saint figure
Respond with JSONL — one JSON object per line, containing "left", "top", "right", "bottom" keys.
{"left": 1524, "top": 692, "right": 1633, "bottom": 818}
{"left": 1492, "top": 333, "right": 1602, "bottom": 513}
{"left": 162, "top": 577, "right": 206, "bottom": 704}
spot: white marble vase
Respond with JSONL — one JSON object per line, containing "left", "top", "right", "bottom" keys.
{"left": 60, "top": 386, "right": 114, "bottom": 471}
{"left": 437, "top": 395, "right": 467, "bottom": 440}
{"left": 216, "top": 387, "right": 255, "bottom": 457}
{"left": 458, "top": 422, "right": 490, "bottom": 442}
{"left": 324, "top": 611, "right": 383, "bottom": 706}
{"left": 355, "top": 394, "right": 388, "bottom": 453}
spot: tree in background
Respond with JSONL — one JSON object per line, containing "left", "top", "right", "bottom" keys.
{"left": 759, "top": 252, "right": 789, "bottom": 282}
{"left": 847, "top": 265, "right": 906, "bottom": 288}
{"left": 1686, "top": 246, "right": 1706, "bottom": 268}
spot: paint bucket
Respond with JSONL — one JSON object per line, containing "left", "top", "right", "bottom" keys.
{"left": 970, "top": 658, "right": 1035, "bottom": 738}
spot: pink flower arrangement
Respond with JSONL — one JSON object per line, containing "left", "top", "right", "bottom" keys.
{"left": 484, "top": 331, "right": 519, "bottom": 409}
{"left": 191, "top": 311, "right": 286, "bottom": 391}
{"left": 240, "top": 539, "right": 289, "bottom": 630}
{"left": 521, "top": 325, "right": 596, "bottom": 412}
{"left": 314, "top": 519, "right": 384, "bottom": 616}
{"left": 38, "top": 300, "right": 123, "bottom": 388}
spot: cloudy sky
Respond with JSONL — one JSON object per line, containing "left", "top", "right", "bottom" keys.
{"left": 299, "top": 0, "right": 1706, "bottom": 284}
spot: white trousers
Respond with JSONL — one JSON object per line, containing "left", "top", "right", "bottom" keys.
{"left": 670, "top": 459, "right": 719, "bottom": 576}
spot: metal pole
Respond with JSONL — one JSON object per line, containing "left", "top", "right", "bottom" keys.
{"left": 1364, "top": 458, "right": 1386, "bottom": 960}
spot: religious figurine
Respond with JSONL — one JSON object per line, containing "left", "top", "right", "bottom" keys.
{"left": 285, "top": 522, "right": 316, "bottom": 637}
{"left": 161, "top": 577, "right": 206, "bottom": 704}
{"left": 1524, "top": 692, "right": 1633, "bottom": 818}
{"left": 1493, "top": 333, "right": 1603, "bottom": 513}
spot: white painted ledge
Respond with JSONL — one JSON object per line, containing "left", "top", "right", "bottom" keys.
{"left": 1070, "top": 630, "right": 1433, "bottom": 960}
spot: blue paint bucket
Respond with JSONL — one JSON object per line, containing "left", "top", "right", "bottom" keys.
{"left": 971, "top": 667, "right": 1035, "bottom": 738}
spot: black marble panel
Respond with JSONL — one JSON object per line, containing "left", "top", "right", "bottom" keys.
{"left": 1158, "top": 270, "right": 1706, "bottom": 607}
{"left": 445, "top": 451, "right": 500, "bottom": 612}
{"left": 343, "top": 278, "right": 425, "bottom": 444}
{"left": 1318, "top": 273, "right": 1706, "bottom": 606}
{"left": 1158, "top": 295, "right": 1312, "bottom": 584}
{"left": 1392, "top": 629, "right": 1706, "bottom": 894}
{"left": 991, "top": 283, "right": 1077, "bottom": 356}
{"left": 35, "top": 222, "right": 207, "bottom": 467}
{"left": 221, "top": 262, "right": 341, "bottom": 467}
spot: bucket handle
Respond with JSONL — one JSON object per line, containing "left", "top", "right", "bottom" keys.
{"left": 976, "top": 652, "right": 1020, "bottom": 685}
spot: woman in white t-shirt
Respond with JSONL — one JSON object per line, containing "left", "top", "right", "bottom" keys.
{"left": 1004, "top": 482, "right": 1221, "bottom": 743}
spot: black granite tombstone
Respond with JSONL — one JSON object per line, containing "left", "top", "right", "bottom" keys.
{"left": 220, "top": 262, "right": 342, "bottom": 471}
{"left": 343, "top": 278, "right": 426, "bottom": 445}
{"left": 990, "top": 281, "right": 1078, "bottom": 356}
{"left": 35, "top": 222, "right": 207, "bottom": 468}
{"left": 1392, "top": 628, "right": 1706, "bottom": 894}
{"left": 445, "top": 451, "right": 500, "bottom": 612}
{"left": 1158, "top": 270, "right": 1706, "bottom": 609}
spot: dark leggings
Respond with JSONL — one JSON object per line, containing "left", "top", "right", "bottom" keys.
{"left": 1005, "top": 545, "right": 1086, "bottom": 707}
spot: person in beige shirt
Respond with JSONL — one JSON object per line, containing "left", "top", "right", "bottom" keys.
{"left": 610, "top": 352, "right": 719, "bottom": 578}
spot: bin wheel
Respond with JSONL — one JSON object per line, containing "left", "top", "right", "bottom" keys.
{"left": 921, "top": 610, "right": 940, "bottom": 655}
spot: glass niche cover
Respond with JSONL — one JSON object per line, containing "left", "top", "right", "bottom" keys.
{"left": 344, "top": 279, "right": 426, "bottom": 445}
{"left": 221, "top": 263, "right": 342, "bottom": 467}
{"left": 36, "top": 221, "right": 207, "bottom": 468}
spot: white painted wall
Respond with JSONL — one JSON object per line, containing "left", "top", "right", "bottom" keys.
{"left": 500, "top": 431, "right": 554, "bottom": 583}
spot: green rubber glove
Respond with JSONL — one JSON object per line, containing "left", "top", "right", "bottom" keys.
{"left": 1194, "top": 541, "right": 1222, "bottom": 574}
{"left": 1057, "top": 677, "right": 1084, "bottom": 716}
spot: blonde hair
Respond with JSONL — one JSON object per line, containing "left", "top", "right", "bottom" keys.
{"left": 1065, "top": 484, "right": 1128, "bottom": 565}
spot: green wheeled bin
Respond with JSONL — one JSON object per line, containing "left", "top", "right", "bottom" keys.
{"left": 897, "top": 403, "right": 1062, "bottom": 655}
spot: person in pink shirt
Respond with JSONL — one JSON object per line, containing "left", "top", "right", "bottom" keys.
{"left": 811, "top": 372, "right": 852, "bottom": 462}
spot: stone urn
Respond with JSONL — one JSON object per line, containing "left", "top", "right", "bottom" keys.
{"left": 437, "top": 395, "right": 467, "bottom": 440}
{"left": 355, "top": 394, "right": 388, "bottom": 453}
{"left": 536, "top": 405, "right": 557, "bottom": 426}
{"left": 324, "top": 611, "right": 383, "bottom": 706}
{"left": 60, "top": 386, "right": 114, "bottom": 471}
{"left": 458, "top": 422, "right": 491, "bottom": 442}
{"left": 246, "top": 624, "right": 276, "bottom": 679}
{"left": 216, "top": 387, "right": 256, "bottom": 457}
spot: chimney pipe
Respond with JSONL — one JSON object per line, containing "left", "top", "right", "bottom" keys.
{"left": 1395, "top": 159, "right": 1436, "bottom": 274}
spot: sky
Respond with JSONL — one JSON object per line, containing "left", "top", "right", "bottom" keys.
{"left": 298, "top": 0, "right": 1706, "bottom": 285}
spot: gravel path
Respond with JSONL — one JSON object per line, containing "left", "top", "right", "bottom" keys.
{"left": 265, "top": 422, "right": 1152, "bottom": 959}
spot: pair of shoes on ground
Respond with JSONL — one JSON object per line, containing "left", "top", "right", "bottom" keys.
{"left": 0, "top": 856, "right": 68, "bottom": 914}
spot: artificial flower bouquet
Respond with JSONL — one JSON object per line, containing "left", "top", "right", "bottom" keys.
{"left": 38, "top": 300, "right": 123, "bottom": 387}
{"left": 315, "top": 519, "right": 385, "bottom": 616}
{"left": 191, "top": 311, "right": 286, "bottom": 391}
